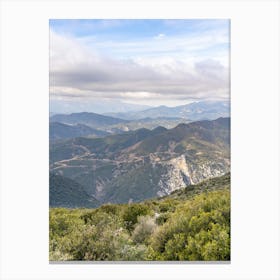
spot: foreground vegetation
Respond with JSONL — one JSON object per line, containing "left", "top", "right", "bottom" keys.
{"left": 49, "top": 174, "right": 230, "bottom": 261}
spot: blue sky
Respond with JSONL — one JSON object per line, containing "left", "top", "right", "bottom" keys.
{"left": 50, "top": 19, "right": 230, "bottom": 111}
{"left": 50, "top": 19, "right": 228, "bottom": 39}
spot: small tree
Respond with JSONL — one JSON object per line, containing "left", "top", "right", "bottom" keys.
{"left": 122, "top": 204, "right": 151, "bottom": 232}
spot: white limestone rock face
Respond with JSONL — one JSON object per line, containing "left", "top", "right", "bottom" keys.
{"left": 156, "top": 154, "right": 230, "bottom": 197}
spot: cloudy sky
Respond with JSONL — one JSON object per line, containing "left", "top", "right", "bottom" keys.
{"left": 50, "top": 19, "right": 230, "bottom": 113}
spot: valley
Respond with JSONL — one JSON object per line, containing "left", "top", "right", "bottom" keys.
{"left": 50, "top": 104, "right": 230, "bottom": 207}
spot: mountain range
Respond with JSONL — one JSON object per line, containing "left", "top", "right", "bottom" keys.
{"left": 50, "top": 101, "right": 230, "bottom": 134}
{"left": 50, "top": 117, "right": 230, "bottom": 206}
{"left": 50, "top": 99, "right": 151, "bottom": 115}
{"left": 105, "top": 101, "right": 229, "bottom": 121}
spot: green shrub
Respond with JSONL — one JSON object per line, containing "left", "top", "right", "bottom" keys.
{"left": 155, "top": 212, "right": 170, "bottom": 225}
{"left": 121, "top": 204, "right": 152, "bottom": 232}
{"left": 49, "top": 186, "right": 230, "bottom": 261}
{"left": 132, "top": 216, "right": 157, "bottom": 244}
{"left": 149, "top": 190, "right": 230, "bottom": 261}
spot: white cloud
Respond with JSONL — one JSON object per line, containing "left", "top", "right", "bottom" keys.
{"left": 50, "top": 30, "right": 229, "bottom": 106}
{"left": 78, "top": 27, "right": 229, "bottom": 64}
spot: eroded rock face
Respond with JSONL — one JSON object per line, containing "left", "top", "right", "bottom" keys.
{"left": 157, "top": 155, "right": 192, "bottom": 196}
{"left": 156, "top": 154, "right": 230, "bottom": 197}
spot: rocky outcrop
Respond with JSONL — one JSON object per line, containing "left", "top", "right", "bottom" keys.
{"left": 156, "top": 154, "right": 230, "bottom": 197}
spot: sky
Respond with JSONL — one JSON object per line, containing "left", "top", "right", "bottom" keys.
{"left": 49, "top": 19, "right": 230, "bottom": 113}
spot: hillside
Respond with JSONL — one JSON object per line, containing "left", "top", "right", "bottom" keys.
{"left": 50, "top": 118, "right": 230, "bottom": 204}
{"left": 49, "top": 173, "right": 100, "bottom": 208}
{"left": 50, "top": 122, "right": 109, "bottom": 141}
{"left": 50, "top": 173, "right": 230, "bottom": 261}
{"left": 161, "top": 172, "right": 230, "bottom": 200}
{"left": 50, "top": 112, "right": 126, "bottom": 128}
{"left": 131, "top": 117, "right": 230, "bottom": 155}
{"left": 49, "top": 126, "right": 167, "bottom": 163}
{"left": 106, "top": 117, "right": 187, "bottom": 132}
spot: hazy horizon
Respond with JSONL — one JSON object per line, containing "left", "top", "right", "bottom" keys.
{"left": 50, "top": 99, "right": 230, "bottom": 115}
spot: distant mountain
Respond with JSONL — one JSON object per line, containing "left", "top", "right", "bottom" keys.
{"left": 50, "top": 112, "right": 126, "bottom": 128}
{"left": 49, "top": 173, "right": 100, "bottom": 208}
{"left": 105, "top": 101, "right": 229, "bottom": 121}
{"left": 50, "top": 99, "right": 151, "bottom": 115}
{"left": 49, "top": 126, "right": 165, "bottom": 163}
{"left": 50, "top": 101, "right": 229, "bottom": 134}
{"left": 103, "top": 117, "right": 187, "bottom": 133}
{"left": 50, "top": 118, "right": 230, "bottom": 204}
{"left": 50, "top": 122, "right": 109, "bottom": 141}
{"left": 50, "top": 112, "right": 186, "bottom": 133}
{"left": 132, "top": 117, "right": 230, "bottom": 155}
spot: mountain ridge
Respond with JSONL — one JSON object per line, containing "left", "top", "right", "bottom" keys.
{"left": 50, "top": 112, "right": 127, "bottom": 127}
{"left": 105, "top": 101, "right": 229, "bottom": 121}
{"left": 50, "top": 122, "right": 109, "bottom": 141}
{"left": 50, "top": 117, "right": 230, "bottom": 204}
